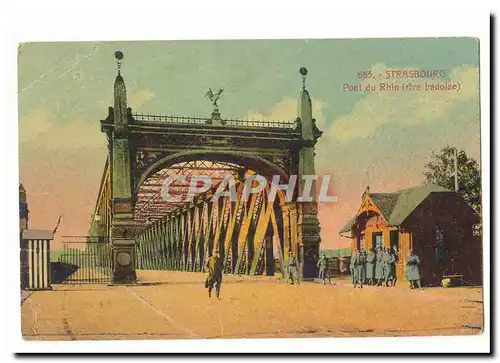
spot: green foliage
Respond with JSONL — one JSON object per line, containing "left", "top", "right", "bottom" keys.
{"left": 423, "top": 146, "right": 481, "bottom": 216}
{"left": 321, "top": 248, "right": 352, "bottom": 258}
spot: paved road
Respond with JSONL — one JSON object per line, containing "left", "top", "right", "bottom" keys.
{"left": 21, "top": 270, "right": 483, "bottom": 340}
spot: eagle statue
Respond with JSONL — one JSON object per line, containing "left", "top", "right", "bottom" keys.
{"left": 205, "top": 88, "right": 224, "bottom": 107}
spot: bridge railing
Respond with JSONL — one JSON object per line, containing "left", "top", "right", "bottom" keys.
{"left": 132, "top": 113, "right": 298, "bottom": 129}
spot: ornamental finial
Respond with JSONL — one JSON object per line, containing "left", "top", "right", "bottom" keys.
{"left": 299, "top": 67, "right": 308, "bottom": 90}
{"left": 114, "top": 50, "right": 124, "bottom": 75}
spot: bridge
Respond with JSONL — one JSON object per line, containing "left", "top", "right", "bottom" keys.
{"left": 87, "top": 56, "right": 323, "bottom": 284}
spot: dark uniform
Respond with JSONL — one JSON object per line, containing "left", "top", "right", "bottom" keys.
{"left": 387, "top": 248, "right": 397, "bottom": 287}
{"left": 381, "top": 248, "right": 392, "bottom": 287}
{"left": 317, "top": 254, "right": 328, "bottom": 284}
{"left": 405, "top": 250, "right": 422, "bottom": 289}
{"left": 360, "top": 249, "right": 367, "bottom": 284}
{"left": 349, "top": 252, "right": 356, "bottom": 285}
{"left": 352, "top": 250, "right": 365, "bottom": 288}
{"left": 205, "top": 252, "right": 223, "bottom": 298}
{"left": 365, "top": 249, "right": 376, "bottom": 285}
{"left": 286, "top": 252, "right": 300, "bottom": 285}
{"left": 375, "top": 247, "right": 384, "bottom": 286}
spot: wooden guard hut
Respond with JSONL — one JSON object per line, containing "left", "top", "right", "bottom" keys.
{"left": 19, "top": 183, "right": 53, "bottom": 290}
{"left": 339, "top": 184, "right": 481, "bottom": 286}
{"left": 20, "top": 229, "right": 53, "bottom": 290}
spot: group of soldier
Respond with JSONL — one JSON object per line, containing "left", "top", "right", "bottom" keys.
{"left": 349, "top": 247, "right": 397, "bottom": 288}
{"left": 317, "top": 247, "right": 423, "bottom": 289}
{"left": 203, "top": 247, "right": 423, "bottom": 299}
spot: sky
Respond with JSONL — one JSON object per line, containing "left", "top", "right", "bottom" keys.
{"left": 18, "top": 39, "right": 481, "bottom": 250}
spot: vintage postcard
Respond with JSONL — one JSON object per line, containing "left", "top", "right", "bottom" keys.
{"left": 18, "top": 38, "right": 485, "bottom": 345}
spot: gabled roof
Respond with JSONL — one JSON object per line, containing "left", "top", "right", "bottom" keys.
{"left": 387, "top": 184, "right": 451, "bottom": 225}
{"left": 339, "top": 184, "right": 453, "bottom": 233}
{"left": 369, "top": 193, "right": 399, "bottom": 221}
{"left": 339, "top": 216, "right": 356, "bottom": 233}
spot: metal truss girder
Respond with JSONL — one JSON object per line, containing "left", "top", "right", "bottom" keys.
{"left": 222, "top": 183, "right": 245, "bottom": 270}
{"left": 249, "top": 199, "right": 275, "bottom": 275}
{"left": 234, "top": 190, "right": 259, "bottom": 274}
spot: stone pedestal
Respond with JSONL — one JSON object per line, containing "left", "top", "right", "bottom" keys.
{"left": 209, "top": 109, "right": 225, "bottom": 126}
{"left": 298, "top": 211, "right": 321, "bottom": 278}
{"left": 111, "top": 238, "right": 137, "bottom": 284}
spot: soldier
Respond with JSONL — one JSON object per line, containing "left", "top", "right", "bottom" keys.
{"left": 353, "top": 249, "right": 365, "bottom": 288}
{"left": 389, "top": 246, "right": 398, "bottom": 287}
{"left": 365, "top": 248, "right": 376, "bottom": 286}
{"left": 382, "top": 247, "right": 393, "bottom": 287}
{"left": 360, "top": 249, "right": 367, "bottom": 285}
{"left": 286, "top": 250, "right": 300, "bottom": 285}
{"left": 374, "top": 246, "right": 384, "bottom": 286}
{"left": 350, "top": 248, "right": 357, "bottom": 286}
{"left": 317, "top": 253, "right": 328, "bottom": 285}
{"left": 405, "top": 249, "right": 422, "bottom": 289}
{"left": 205, "top": 250, "right": 223, "bottom": 299}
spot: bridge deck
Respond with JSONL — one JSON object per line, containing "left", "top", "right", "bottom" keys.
{"left": 21, "top": 272, "right": 482, "bottom": 341}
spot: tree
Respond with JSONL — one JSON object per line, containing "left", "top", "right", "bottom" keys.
{"left": 423, "top": 146, "right": 481, "bottom": 217}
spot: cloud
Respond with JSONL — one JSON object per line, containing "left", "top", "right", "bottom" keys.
{"left": 129, "top": 89, "right": 155, "bottom": 110}
{"left": 329, "top": 65, "right": 479, "bottom": 141}
{"left": 19, "top": 108, "right": 105, "bottom": 150}
{"left": 245, "top": 96, "right": 327, "bottom": 131}
{"left": 18, "top": 108, "right": 53, "bottom": 143}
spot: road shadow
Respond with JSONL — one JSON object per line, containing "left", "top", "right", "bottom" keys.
{"left": 134, "top": 279, "right": 281, "bottom": 287}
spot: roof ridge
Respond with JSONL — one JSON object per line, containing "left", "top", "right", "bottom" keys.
{"left": 395, "top": 183, "right": 452, "bottom": 194}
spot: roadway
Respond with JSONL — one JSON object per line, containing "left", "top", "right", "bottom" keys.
{"left": 21, "top": 270, "right": 483, "bottom": 340}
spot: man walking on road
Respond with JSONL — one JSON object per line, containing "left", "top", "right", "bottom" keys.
{"left": 205, "top": 250, "right": 223, "bottom": 299}
{"left": 317, "top": 253, "right": 328, "bottom": 285}
{"left": 286, "top": 250, "right": 300, "bottom": 285}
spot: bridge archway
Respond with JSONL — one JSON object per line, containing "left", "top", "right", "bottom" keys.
{"left": 135, "top": 150, "right": 289, "bottom": 196}
{"left": 92, "top": 57, "right": 323, "bottom": 284}
{"left": 133, "top": 157, "right": 288, "bottom": 277}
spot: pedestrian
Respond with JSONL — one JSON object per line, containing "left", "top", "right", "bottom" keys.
{"left": 360, "top": 249, "right": 367, "bottom": 285}
{"left": 317, "top": 253, "right": 328, "bottom": 285}
{"left": 365, "top": 248, "right": 376, "bottom": 286}
{"left": 353, "top": 249, "right": 365, "bottom": 288}
{"left": 374, "top": 246, "right": 384, "bottom": 286}
{"left": 349, "top": 249, "right": 356, "bottom": 285}
{"left": 205, "top": 250, "right": 223, "bottom": 299}
{"left": 405, "top": 249, "right": 422, "bottom": 289}
{"left": 382, "top": 247, "right": 393, "bottom": 287}
{"left": 389, "top": 247, "right": 398, "bottom": 287}
{"left": 286, "top": 251, "right": 300, "bottom": 285}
